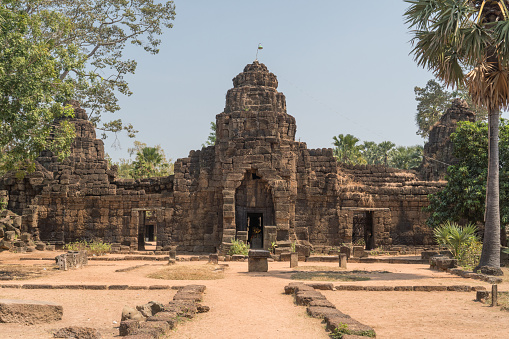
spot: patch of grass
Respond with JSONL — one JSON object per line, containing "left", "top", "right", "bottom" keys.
{"left": 147, "top": 264, "right": 225, "bottom": 280}
{"left": 0, "top": 265, "right": 56, "bottom": 280}
{"left": 291, "top": 271, "right": 371, "bottom": 282}
{"left": 64, "top": 240, "right": 111, "bottom": 256}
{"left": 331, "top": 323, "right": 376, "bottom": 338}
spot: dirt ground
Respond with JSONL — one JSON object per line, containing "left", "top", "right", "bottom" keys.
{"left": 0, "top": 251, "right": 508, "bottom": 339}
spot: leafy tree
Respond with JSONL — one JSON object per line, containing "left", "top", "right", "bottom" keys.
{"left": 405, "top": 0, "right": 509, "bottom": 268}
{"left": 202, "top": 122, "right": 216, "bottom": 148}
{"left": 414, "top": 79, "right": 488, "bottom": 139}
{"left": 332, "top": 134, "right": 365, "bottom": 165}
{"left": 425, "top": 120, "right": 509, "bottom": 232}
{"left": 388, "top": 145, "right": 423, "bottom": 170}
{"left": 0, "top": 2, "right": 85, "bottom": 172}
{"left": 17, "top": 0, "right": 176, "bottom": 140}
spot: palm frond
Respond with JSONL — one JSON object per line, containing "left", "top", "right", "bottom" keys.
{"left": 466, "top": 62, "right": 509, "bottom": 110}
{"left": 404, "top": 0, "right": 441, "bottom": 30}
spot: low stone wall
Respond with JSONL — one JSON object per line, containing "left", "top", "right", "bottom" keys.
{"left": 285, "top": 282, "right": 376, "bottom": 338}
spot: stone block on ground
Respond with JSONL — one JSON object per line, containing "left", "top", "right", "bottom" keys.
{"left": 339, "top": 246, "right": 351, "bottom": 259}
{"left": 248, "top": 249, "right": 270, "bottom": 272}
{"left": 53, "top": 326, "right": 102, "bottom": 339}
{"left": 308, "top": 299, "right": 336, "bottom": 308}
{"left": 121, "top": 307, "right": 145, "bottom": 321}
{"left": 476, "top": 290, "right": 491, "bottom": 303}
{"left": 306, "top": 306, "right": 349, "bottom": 319}
{"left": 306, "top": 283, "right": 334, "bottom": 290}
{"left": 295, "top": 291, "right": 326, "bottom": 306}
{"left": 0, "top": 299, "right": 63, "bottom": 324}
{"left": 119, "top": 320, "right": 141, "bottom": 336}
{"left": 164, "top": 301, "right": 197, "bottom": 319}
{"left": 479, "top": 266, "right": 504, "bottom": 276}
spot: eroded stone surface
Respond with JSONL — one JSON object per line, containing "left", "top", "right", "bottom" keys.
{"left": 0, "top": 299, "right": 63, "bottom": 324}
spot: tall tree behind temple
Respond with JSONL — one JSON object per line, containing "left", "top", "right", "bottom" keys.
{"left": 414, "top": 79, "right": 488, "bottom": 139}
{"left": 405, "top": 0, "right": 509, "bottom": 269}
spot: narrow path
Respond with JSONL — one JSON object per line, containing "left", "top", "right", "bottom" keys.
{"left": 170, "top": 263, "right": 329, "bottom": 339}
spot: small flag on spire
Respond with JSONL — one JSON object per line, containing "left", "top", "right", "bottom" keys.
{"left": 255, "top": 43, "right": 263, "bottom": 60}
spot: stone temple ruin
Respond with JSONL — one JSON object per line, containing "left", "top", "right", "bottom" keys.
{"left": 0, "top": 61, "right": 477, "bottom": 254}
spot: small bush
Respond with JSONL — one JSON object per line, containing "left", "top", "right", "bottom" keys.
{"left": 228, "top": 239, "right": 249, "bottom": 256}
{"left": 64, "top": 240, "right": 111, "bottom": 256}
{"left": 433, "top": 221, "right": 480, "bottom": 269}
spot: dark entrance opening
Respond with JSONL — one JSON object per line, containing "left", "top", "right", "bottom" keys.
{"left": 352, "top": 211, "right": 375, "bottom": 250}
{"left": 145, "top": 224, "right": 155, "bottom": 242}
{"left": 138, "top": 210, "right": 157, "bottom": 251}
{"left": 247, "top": 213, "right": 263, "bottom": 249}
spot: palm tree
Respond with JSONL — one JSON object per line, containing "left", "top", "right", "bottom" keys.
{"left": 405, "top": 0, "right": 509, "bottom": 269}
{"left": 332, "top": 134, "right": 365, "bottom": 165}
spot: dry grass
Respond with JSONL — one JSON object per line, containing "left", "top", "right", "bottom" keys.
{"left": 291, "top": 271, "right": 371, "bottom": 282}
{"left": 147, "top": 264, "right": 225, "bottom": 280}
{"left": 0, "top": 264, "right": 57, "bottom": 280}
{"left": 501, "top": 267, "right": 509, "bottom": 284}
{"left": 294, "top": 266, "right": 347, "bottom": 272}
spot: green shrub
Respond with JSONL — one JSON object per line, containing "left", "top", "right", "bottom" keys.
{"left": 64, "top": 240, "right": 111, "bottom": 256}
{"left": 228, "top": 239, "right": 249, "bottom": 256}
{"left": 433, "top": 221, "right": 480, "bottom": 268}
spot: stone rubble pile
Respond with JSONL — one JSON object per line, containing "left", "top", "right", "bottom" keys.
{"left": 119, "top": 284, "right": 209, "bottom": 338}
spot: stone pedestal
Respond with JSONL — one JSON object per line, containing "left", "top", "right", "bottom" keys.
{"left": 290, "top": 252, "right": 298, "bottom": 268}
{"left": 339, "top": 246, "right": 351, "bottom": 259}
{"left": 168, "top": 246, "right": 177, "bottom": 265}
{"left": 248, "top": 250, "right": 270, "bottom": 272}
{"left": 352, "top": 246, "right": 367, "bottom": 258}
{"left": 208, "top": 254, "right": 218, "bottom": 264}
{"left": 339, "top": 253, "right": 347, "bottom": 269}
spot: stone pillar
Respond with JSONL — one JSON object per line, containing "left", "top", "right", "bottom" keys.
{"left": 263, "top": 226, "right": 277, "bottom": 251}
{"left": 168, "top": 246, "right": 177, "bottom": 265}
{"left": 339, "top": 253, "right": 347, "bottom": 269}
{"left": 248, "top": 249, "right": 270, "bottom": 272}
{"left": 290, "top": 252, "right": 298, "bottom": 268}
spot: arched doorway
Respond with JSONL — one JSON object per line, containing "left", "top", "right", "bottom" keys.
{"left": 235, "top": 170, "right": 275, "bottom": 249}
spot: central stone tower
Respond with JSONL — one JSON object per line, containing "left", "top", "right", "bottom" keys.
{"left": 214, "top": 61, "right": 300, "bottom": 250}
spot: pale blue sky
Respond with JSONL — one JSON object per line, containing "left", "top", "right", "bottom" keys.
{"left": 105, "top": 1, "right": 459, "bottom": 162}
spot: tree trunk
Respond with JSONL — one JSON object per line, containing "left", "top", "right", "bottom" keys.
{"left": 479, "top": 109, "right": 501, "bottom": 268}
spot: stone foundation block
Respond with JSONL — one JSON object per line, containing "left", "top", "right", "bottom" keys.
{"left": 248, "top": 250, "right": 270, "bottom": 272}
{"left": 54, "top": 326, "right": 102, "bottom": 339}
{"left": 0, "top": 299, "right": 63, "bottom": 324}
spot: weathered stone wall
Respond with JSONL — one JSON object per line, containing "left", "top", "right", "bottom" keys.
{"left": 0, "top": 61, "right": 452, "bottom": 252}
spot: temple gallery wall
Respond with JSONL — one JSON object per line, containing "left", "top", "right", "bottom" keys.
{"left": 2, "top": 61, "right": 475, "bottom": 253}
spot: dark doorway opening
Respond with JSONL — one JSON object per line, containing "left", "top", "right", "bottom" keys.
{"left": 138, "top": 210, "right": 157, "bottom": 251}
{"left": 247, "top": 212, "right": 263, "bottom": 249}
{"left": 145, "top": 224, "right": 155, "bottom": 242}
{"left": 352, "top": 211, "right": 375, "bottom": 250}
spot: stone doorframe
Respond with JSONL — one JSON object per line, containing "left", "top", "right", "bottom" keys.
{"left": 130, "top": 207, "right": 166, "bottom": 250}
{"left": 340, "top": 207, "right": 392, "bottom": 248}
{"left": 220, "top": 170, "right": 296, "bottom": 248}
